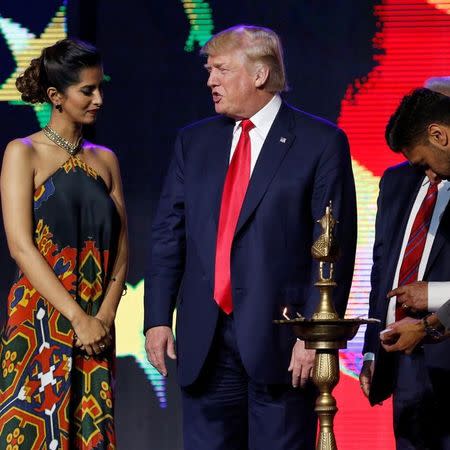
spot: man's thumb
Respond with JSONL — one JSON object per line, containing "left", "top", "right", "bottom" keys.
{"left": 167, "top": 336, "right": 177, "bottom": 360}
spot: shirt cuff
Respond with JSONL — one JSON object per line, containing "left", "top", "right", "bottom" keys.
{"left": 428, "top": 282, "right": 450, "bottom": 311}
{"left": 363, "top": 352, "right": 375, "bottom": 362}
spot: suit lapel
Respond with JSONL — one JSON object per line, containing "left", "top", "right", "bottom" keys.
{"left": 207, "top": 119, "right": 235, "bottom": 225}
{"left": 235, "top": 103, "right": 295, "bottom": 236}
{"left": 381, "top": 171, "right": 423, "bottom": 302}
{"left": 200, "top": 118, "right": 234, "bottom": 284}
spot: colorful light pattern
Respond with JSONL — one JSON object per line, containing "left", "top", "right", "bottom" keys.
{"left": 340, "top": 0, "right": 450, "bottom": 177}
{"left": 115, "top": 281, "right": 168, "bottom": 408}
{"left": 0, "top": 2, "right": 67, "bottom": 126}
{"left": 181, "top": 0, "right": 214, "bottom": 52}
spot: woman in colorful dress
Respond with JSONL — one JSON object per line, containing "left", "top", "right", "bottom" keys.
{"left": 0, "top": 38, "right": 128, "bottom": 449}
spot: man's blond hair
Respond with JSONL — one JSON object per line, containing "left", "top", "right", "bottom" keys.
{"left": 201, "top": 25, "right": 287, "bottom": 93}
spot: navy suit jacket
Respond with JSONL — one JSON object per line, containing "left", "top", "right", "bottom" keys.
{"left": 363, "top": 163, "right": 450, "bottom": 405}
{"left": 144, "top": 102, "right": 357, "bottom": 387}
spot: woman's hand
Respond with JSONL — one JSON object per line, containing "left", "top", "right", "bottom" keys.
{"left": 95, "top": 308, "right": 116, "bottom": 332}
{"left": 71, "top": 312, "right": 112, "bottom": 356}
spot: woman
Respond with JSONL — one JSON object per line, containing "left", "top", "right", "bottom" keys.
{"left": 0, "top": 39, "right": 128, "bottom": 449}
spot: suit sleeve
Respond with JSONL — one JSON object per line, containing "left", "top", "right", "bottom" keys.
{"left": 305, "top": 128, "right": 357, "bottom": 318}
{"left": 143, "top": 133, "right": 186, "bottom": 332}
{"left": 362, "top": 175, "right": 385, "bottom": 354}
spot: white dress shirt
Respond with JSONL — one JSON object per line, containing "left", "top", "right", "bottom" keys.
{"left": 229, "top": 94, "right": 282, "bottom": 174}
{"left": 386, "top": 178, "right": 450, "bottom": 325}
{"left": 364, "top": 177, "right": 450, "bottom": 362}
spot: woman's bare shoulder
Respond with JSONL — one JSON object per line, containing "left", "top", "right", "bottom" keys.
{"left": 84, "top": 140, "right": 119, "bottom": 165}
{"left": 3, "top": 134, "right": 39, "bottom": 162}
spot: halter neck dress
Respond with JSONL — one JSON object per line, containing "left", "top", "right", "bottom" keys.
{"left": 0, "top": 155, "right": 120, "bottom": 449}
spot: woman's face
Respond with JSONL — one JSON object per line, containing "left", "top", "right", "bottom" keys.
{"left": 60, "top": 65, "right": 104, "bottom": 125}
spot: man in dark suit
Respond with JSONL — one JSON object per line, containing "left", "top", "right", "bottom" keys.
{"left": 360, "top": 88, "right": 450, "bottom": 449}
{"left": 145, "top": 25, "right": 356, "bottom": 450}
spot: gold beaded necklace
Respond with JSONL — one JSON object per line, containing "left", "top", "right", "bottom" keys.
{"left": 42, "top": 125, "right": 83, "bottom": 156}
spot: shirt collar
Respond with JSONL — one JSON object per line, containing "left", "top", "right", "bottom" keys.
{"left": 233, "top": 94, "right": 282, "bottom": 139}
{"left": 422, "top": 176, "right": 450, "bottom": 190}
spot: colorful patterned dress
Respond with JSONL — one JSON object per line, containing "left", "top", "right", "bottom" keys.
{"left": 0, "top": 156, "right": 120, "bottom": 449}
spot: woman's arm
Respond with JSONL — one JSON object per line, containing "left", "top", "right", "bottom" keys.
{"left": 1, "top": 139, "right": 109, "bottom": 355}
{"left": 95, "top": 149, "right": 129, "bottom": 330}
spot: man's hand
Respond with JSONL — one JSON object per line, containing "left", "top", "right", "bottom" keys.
{"left": 387, "top": 281, "right": 428, "bottom": 312}
{"left": 359, "top": 360, "right": 374, "bottom": 398}
{"left": 288, "top": 339, "right": 315, "bottom": 388}
{"left": 380, "top": 317, "right": 425, "bottom": 354}
{"left": 145, "top": 326, "right": 176, "bottom": 377}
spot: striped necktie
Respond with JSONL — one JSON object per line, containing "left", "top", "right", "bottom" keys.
{"left": 396, "top": 181, "right": 439, "bottom": 320}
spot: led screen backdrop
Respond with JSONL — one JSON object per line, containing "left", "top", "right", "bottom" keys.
{"left": 1, "top": 0, "right": 449, "bottom": 448}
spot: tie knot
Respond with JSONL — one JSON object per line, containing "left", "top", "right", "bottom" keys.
{"left": 428, "top": 181, "right": 439, "bottom": 194}
{"left": 241, "top": 119, "right": 254, "bottom": 134}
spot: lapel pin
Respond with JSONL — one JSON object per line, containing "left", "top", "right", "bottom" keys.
{"left": 280, "top": 137, "right": 287, "bottom": 143}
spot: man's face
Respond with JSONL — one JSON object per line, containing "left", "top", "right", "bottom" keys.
{"left": 404, "top": 142, "right": 450, "bottom": 179}
{"left": 205, "top": 49, "right": 259, "bottom": 120}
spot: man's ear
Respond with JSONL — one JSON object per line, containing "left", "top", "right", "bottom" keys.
{"left": 254, "top": 63, "right": 270, "bottom": 89}
{"left": 47, "top": 87, "right": 63, "bottom": 107}
{"left": 428, "top": 123, "right": 449, "bottom": 147}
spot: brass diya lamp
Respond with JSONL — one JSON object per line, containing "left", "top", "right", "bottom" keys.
{"left": 275, "top": 202, "right": 378, "bottom": 450}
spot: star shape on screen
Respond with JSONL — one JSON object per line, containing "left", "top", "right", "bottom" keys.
{"left": 182, "top": 0, "right": 214, "bottom": 52}
{"left": 0, "top": 2, "right": 67, "bottom": 126}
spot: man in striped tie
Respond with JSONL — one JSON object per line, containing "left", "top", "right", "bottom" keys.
{"left": 360, "top": 88, "right": 450, "bottom": 450}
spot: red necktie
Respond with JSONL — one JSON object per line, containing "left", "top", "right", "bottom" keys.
{"left": 214, "top": 119, "right": 254, "bottom": 314}
{"left": 396, "top": 181, "right": 439, "bottom": 320}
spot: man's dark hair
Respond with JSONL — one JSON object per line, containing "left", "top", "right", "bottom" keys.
{"left": 386, "top": 87, "right": 450, "bottom": 153}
